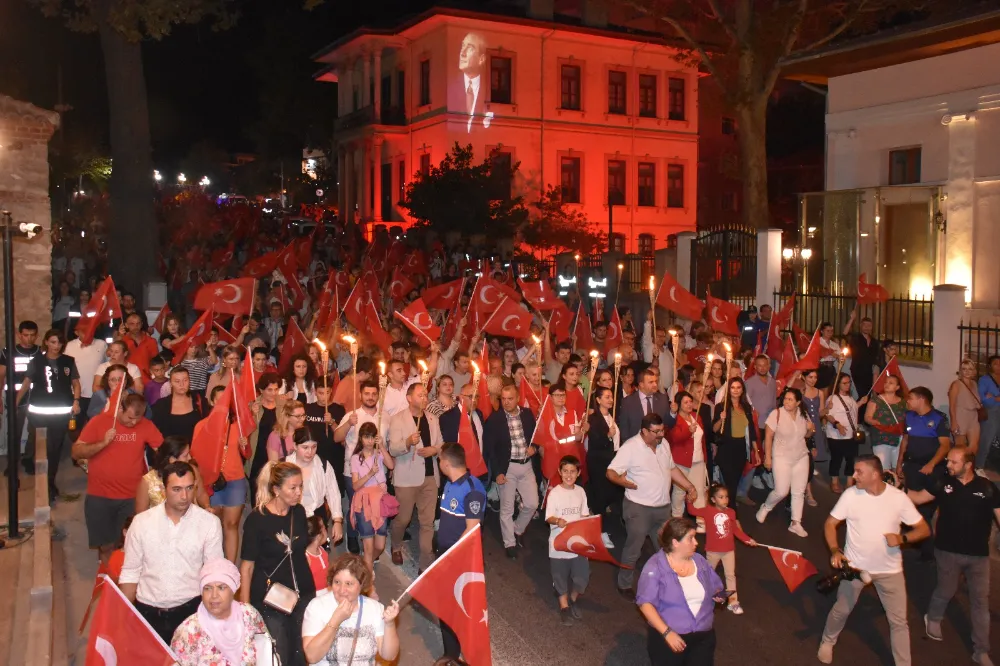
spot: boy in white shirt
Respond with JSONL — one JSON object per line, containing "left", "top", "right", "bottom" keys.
{"left": 545, "top": 455, "right": 591, "bottom": 626}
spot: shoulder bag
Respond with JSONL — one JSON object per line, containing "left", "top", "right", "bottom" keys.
{"left": 958, "top": 380, "right": 988, "bottom": 422}
{"left": 836, "top": 395, "right": 866, "bottom": 444}
{"left": 263, "top": 509, "right": 300, "bottom": 614}
{"left": 344, "top": 596, "right": 365, "bottom": 666}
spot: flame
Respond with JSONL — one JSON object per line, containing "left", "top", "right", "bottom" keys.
{"left": 342, "top": 334, "right": 356, "bottom": 344}
{"left": 312, "top": 338, "right": 327, "bottom": 351}
{"left": 615, "top": 352, "right": 622, "bottom": 361}
{"left": 648, "top": 276, "right": 655, "bottom": 290}
{"left": 708, "top": 353, "right": 714, "bottom": 362}
{"left": 590, "top": 349, "right": 599, "bottom": 358}
{"left": 531, "top": 334, "right": 541, "bottom": 344}
{"left": 471, "top": 360, "right": 481, "bottom": 374}
{"left": 418, "top": 359, "right": 428, "bottom": 372}
{"left": 378, "top": 361, "right": 386, "bottom": 375}
{"left": 723, "top": 342, "right": 732, "bottom": 352}
{"left": 841, "top": 347, "right": 850, "bottom": 356}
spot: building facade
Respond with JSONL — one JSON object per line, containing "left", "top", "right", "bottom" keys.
{"left": 784, "top": 10, "right": 1000, "bottom": 310}
{"left": 313, "top": 5, "right": 700, "bottom": 254}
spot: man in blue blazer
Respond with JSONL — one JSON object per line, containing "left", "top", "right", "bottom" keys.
{"left": 618, "top": 367, "right": 673, "bottom": 441}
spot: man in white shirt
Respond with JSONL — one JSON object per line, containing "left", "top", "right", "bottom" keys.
{"left": 381, "top": 360, "right": 420, "bottom": 419}
{"left": 64, "top": 337, "right": 107, "bottom": 428}
{"left": 119, "top": 461, "right": 223, "bottom": 644}
{"left": 818, "top": 455, "right": 929, "bottom": 665}
{"left": 333, "top": 381, "right": 381, "bottom": 554}
{"left": 606, "top": 412, "right": 696, "bottom": 597}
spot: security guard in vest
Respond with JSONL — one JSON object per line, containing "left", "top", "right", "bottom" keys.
{"left": 0, "top": 320, "right": 43, "bottom": 474}
{"left": 16, "top": 329, "right": 81, "bottom": 501}
{"left": 436, "top": 442, "right": 486, "bottom": 663}
{"left": 897, "top": 386, "right": 951, "bottom": 560}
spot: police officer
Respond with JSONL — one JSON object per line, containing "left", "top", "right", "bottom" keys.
{"left": 739, "top": 306, "right": 760, "bottom": 351}
{"left": 896, "top": 386, "right": 950, "bottom": 560}
{"left": 0, "top": 320, "right": 43, "bottom": 474}
{"left": 908, "top": 446, "right": 999, "bottom": 666}
{"left": 436, "top": 442, "right": 486, "bottom": 663}
{"left": 15, "top": 329, "right": 81, "bottom": 500}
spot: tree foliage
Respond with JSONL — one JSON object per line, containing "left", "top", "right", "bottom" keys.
{"left": 520, "top": 185, "right": 605, "bottom": 255}
{"left": 30, "top": 0, "right": 237, "bottom": 40}
{"left": 401, "top": 143, "right": 529, "bottom": 237}
{"left": 620, "top": 0, "right": 937, "bottom": 229}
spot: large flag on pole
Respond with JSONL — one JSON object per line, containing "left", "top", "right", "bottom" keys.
{"left": 85, "top": 576, "right": 177, "bottom": 666}
{"left": 654, "top": 272, "right": 704, "bottom": 321}
{"left": 193, "top": 277, "right": 256, "bottom": 315}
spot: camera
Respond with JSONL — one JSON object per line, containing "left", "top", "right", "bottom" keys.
{"left": 816, "top": 562, "right": 872, "bottom": 594}
{"left": 18, "top": 223, "right": 42, "bottom": 239}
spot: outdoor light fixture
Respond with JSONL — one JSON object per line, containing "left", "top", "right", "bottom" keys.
{"left": 801, "top": 248, "right": 813, "bottom": 260}
{"left": 782, "top": 247, "right": 794, "bottom": 260}
{"left": 200, "top": 176, "right": 211, "bottom": 187}
{"left": 177, "top": 173, "right": 187, "bottom": 184}
{"left": 154, "top": 170, "right": 162, "bottom": 182}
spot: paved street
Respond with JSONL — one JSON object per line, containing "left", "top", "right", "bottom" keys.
{"left": 389, "top": 476, "right": 1000, "bottom": 666}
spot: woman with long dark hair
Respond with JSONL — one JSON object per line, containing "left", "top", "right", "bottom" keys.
{"left": 712, "top": 377, "right": 758, "bottom": 507}
{"left": 756, "top": 388, "right": 815, "bottom": 538}
{"left": 349, "top": 422, "right": 395, "bottom": 573}
{"left": 282, "top": 353, "right": 318, "bottom": 404}
{"left": 824, "top": 373, "right": 865, "bottom": 493}
{"left": 585, "top": 387, "right": 620, "bottom": 549}
{"left": 151, "top": 366, "right": 206, "bottom": 441}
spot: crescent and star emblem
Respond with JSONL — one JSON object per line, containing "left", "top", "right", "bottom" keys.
{"left": 669, "top": 286, "right": 679, "bottom": 303}
{"left": 390, "top": 280, "right": 403, "bottom": 296}
{"left": 480, "top": 285, "right": 497, "bottom": 305}
{"left": 711, "top": 306, "right": 724, "bottom": 324}
{"left": 781, "top": 551, "right": 799, "bottom": 570}
{"left": 453, "top": 571, "right": 487, "bottom": 620}
{"left": 215, "top": 284, "right": 243, "bottom": 304}
{"left": 566, "top": 535, "right": 596, "bottom": 554}
{"left": 413, "top": 312, "right": 433, "bottom": 330}
{"left": 94, "top": 636, "right": 118, "bottom": 666}
{"left": 609, "top": 322, "right": 619, "bottom": 339}
{"left": 501, "top": 315, "right": 519, "bottom": 333}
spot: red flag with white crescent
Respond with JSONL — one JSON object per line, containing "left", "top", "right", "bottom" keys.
{"left": 858, "top": 273, "right": 889, "bottom": 305}
{"left": 553, "top": 515, "right": 627, "bottom": 567}
{"left": 654, "top": 272, "right": 704, "bottom": 321}
{"left": 388, "top": 267, "right": 416, "bottom": 303}
{"left": 705, "top": 292, "right": 742, "bottom": 336}
{"left": 517, "top": 277, "right": 560, "bottom": 311}
{"left": 470, "top": 276, "right": 520, "bottom": 319}
{"left": 573, "top": 303, "right": 595, "bottom": 350}
{"left": 519, "top": 379, "right": 543, "bottom": 417}
{"left": 150, "top": 303, "right": 171, "bottom": 335}
{"left": 241, "top": 249, "right": 280, "bottom": 279}
{"left": 787, "top": 327, "right": 823, "bottom": 374}
{"left": 277, "top": 318, "right": 310, "bottom": 375}
{"left": 85, "top": 576, "right": 177, "bottom": 665}
{"left": 457, "top": 407, "right": 488, "bottom": 478}
{"left": 482, "top": 298, "right": 533, "bottom": 339}
{"left": 768, "top": 547, "right": 818, "bottom": 592}
{"left": 423, "top": 278, "right": 464, "bottom": 310}
{"left": 872, "top": 355, "right": 909, "bottom": 396}
{"left": 364, "top": 300, "right": 394, "bottom": 359}
{"left": 548, "top": 304, "right": 573, "bottom": 343}
{"left": 604, "top": 307, "right": 623, "bottom": 354}
{"left": 395, "top": 299, "right": 441, "bottom": 346}
{"left": 76, "top": 276, "right": 122, "bottom": 345}
{"left": 171, "top": 309, "right": 214, "bottom": 362}
{"left": 194, "top": 278, "right": 255, "bottom": 316}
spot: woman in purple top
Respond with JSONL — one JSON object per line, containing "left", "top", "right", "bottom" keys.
{"left": 637, "top": 517, "right": 726, "bottom": 665}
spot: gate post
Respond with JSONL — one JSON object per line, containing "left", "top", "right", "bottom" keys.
{"left": 929, "top": 284, "right": 966, "bottom": 405}
{"left": 676, "top": 231, "right": 696, "bottom": 292}
{"left": 756, "top": 228, "right": 782, "bottom": 307}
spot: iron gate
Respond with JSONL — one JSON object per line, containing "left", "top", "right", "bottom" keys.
{"left": 690, "top": 225, "right": 757, "bottom": 301}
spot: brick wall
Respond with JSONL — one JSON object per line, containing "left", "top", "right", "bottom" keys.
{"left": 0, "top": 95, "right": 58, "bottom": 339}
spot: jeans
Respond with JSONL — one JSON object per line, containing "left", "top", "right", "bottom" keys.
{"left": 820, "top": 571, "right": 910, "bottom": 666}
{"left": 760, "top": 452, "right": 809, "bottom": 523}
{"left": 977, "top": 404, "right": 1000, "bottom": 468}
{"left": 499, "top": 461, "right": 538, "bottom": 548}
{"left": 928, "top": 549, "right": 991, "bottom": 656}
{"left": 618, "top": 498, "right": 670, "bottom": 590}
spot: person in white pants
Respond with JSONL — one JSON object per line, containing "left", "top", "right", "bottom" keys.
{"left": 757, "top": 388, "right": 815, "bottom": 538}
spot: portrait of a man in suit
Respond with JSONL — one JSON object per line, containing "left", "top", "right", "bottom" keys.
{"left": 458, "top": 31, "right": 492, "bottom": 132}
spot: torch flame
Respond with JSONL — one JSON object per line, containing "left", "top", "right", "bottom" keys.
{"left": 708, "top": 353, "right": 714, "bottom": 362}
{"left": 841, "top": 347, "right": 850, "bottom": 356}
{"left": 471, "top": 361, "right": 481, "bottom": 375}
{"left": 312, "top": 338, "right": 327, "bottom": 351}
{"left": 378, "top": 361, "right": 386, "bottom": 375}
{"left": 531, "top": 334, "right": 541, "bottom": 344}
{"left": 723, "top": 342, "right": 732, "bottom": 352}
{"left": 342, "top": 334, "right": 356, "bottom": 344}
{"left": 590, "top": 349, "right": 599, "bottom": 358}
{"left": 648, "top": 276, "right": 655, "bottom": 290}
{"left": 418, "top": 359, "right": 428, "bottom": 372}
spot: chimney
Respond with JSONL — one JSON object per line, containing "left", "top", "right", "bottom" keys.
{"left": 581, "top": 0, "right": 607, "bottom": 28}
{"left": 527, "top": 0, "right": 554, "bottom": 20}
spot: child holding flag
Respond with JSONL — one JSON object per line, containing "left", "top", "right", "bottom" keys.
{"left": 687, "top": 483, "right": 757, "bottom": 615}
{"left": 545, "top": 455, "right": 591, "bottom": 625}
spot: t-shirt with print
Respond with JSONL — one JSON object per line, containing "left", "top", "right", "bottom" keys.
{"left": 79, "top": 412, "right": 164, "bottom": 499}
{"left": 686, "top": 503, "right": 750, "bottom": 553}
{"left": 302, "top": 593, "right": 385, "bottom": 666}
{"left": 544, "top": 484, "right": 591, "bottom": 559}
{"left": 829, "top": 485, "right": 923, "bottom": 575}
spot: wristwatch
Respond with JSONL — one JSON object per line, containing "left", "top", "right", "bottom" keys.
{"left": 662, "top": 627, "right": 672, "bottom": 639}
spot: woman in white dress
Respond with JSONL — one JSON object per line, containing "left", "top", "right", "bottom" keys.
{"left": 756, "top": 388, "right": 815, "bottom": 538}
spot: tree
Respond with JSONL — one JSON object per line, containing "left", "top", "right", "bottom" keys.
{"left": 31, "top": 0, "right": 235, "bottom": 300}
{"left": 621, "top": 0, "right": 935, "bottom": 229}
{"left": 401, "top": 143, "right": 529, "bottom": 237}
{"left": 520, "top": 186, "right": 605, "bottom": 255}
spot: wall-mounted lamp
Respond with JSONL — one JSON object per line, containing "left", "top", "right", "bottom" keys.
{"left": 934, "top": 211, "right": 947, "bottom": 234}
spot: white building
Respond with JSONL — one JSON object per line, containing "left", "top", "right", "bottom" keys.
{"left": 783, "top": 9, "right": 1000, "bottom": 312}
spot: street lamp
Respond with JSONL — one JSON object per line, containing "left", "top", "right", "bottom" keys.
{"left": 782, "top": 247, "right": 794, "bottom": 260}
{"left": 153, "top": 170, "right": 162, "bottom": 182}
{"left": 1, "top": 210, "right": 43, "bottom": 539}
{"left": 177, "top": 173, "right": 187, "bottom": 184}
{"left": 199, "top": 176, "right": 210, "bottom": 187}
{"left": 801, "top": 248, "right": 813, "bottom": 292}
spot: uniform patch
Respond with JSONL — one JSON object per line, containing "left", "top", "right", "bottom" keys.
{"left": 449, "top": 498, "right": 459, "bottom": 511}
{"left": 63, "top": 367, "right": 71, "bottom": 376}
{"left": 468, "top": 501, "right": 481, "bottom": 515}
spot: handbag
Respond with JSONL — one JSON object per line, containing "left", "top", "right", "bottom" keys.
{"left": 836, "top": 395, "right": 866, "bottom": 444}
{"left": 958, "top": 380, "right": 988, "bottom": 422}
{"left": 263, "top": 509, "right": 300, "bottom": 614}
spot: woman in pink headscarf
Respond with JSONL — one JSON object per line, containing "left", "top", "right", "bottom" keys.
{"left": 171, "top": 558, "right": 269, "bottom": 665}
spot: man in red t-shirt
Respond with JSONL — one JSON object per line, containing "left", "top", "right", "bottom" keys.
{"left": 119, "top": 312, "right": 159, "bottom": 381}
{"left": 72, "top": 393, "right": 163, "bottom": 565}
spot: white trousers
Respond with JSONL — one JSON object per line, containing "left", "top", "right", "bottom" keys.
{"left": 761, "top": 452, "right": 809, "bottom": 523}
{"left": 671, "top": 462, "right": 708, "bottom": 517}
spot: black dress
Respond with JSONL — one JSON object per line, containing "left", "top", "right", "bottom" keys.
{"left": 586, "top": 410, "right": 622, "bottom": 519}
{"left": 241, "top": 503, "right": 316, "bottom": 666}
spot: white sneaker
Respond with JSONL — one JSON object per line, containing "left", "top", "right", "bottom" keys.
{"left": 788, "top": 522, "right": 809, "bottom": 538}
{"left": 756, "top": 505, "right": 771, "bottom": 524}
{"left": 817, "top": 641, "right": 834, "bottom": 664}
{"left": 601, "top": 532, "right": 615, "bottom": 549}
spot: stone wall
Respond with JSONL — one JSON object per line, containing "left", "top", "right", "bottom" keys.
{"left": 0, "top": 96, "right": 58, "bottom": 340}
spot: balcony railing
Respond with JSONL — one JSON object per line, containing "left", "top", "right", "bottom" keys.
{"left": 335, "top": 105, "right": 407, "bottom": 131}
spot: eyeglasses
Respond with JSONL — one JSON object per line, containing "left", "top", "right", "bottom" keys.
{"left": 645, "top": 428, "right": 665, "bottom": 436}
{"left": 292, "top": 413, "right": 306, "bottom": 419}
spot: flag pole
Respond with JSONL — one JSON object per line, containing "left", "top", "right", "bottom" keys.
{"left": 248, "top": 278, "right": 257, "bottom": 320}
{"left": 479, "top": 296, "right": 509, "bottom": 333}
{"left": 755, "top": 543, "right": 803, "bottom": 555}
{"left": 393, "top": 524, "right": 482, "bottom": 605}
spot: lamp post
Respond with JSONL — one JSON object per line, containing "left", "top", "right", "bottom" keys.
{"left": 801, "top": 248, "right": 813, "bottom": 292}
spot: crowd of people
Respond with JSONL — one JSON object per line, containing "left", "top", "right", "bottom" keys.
{"left": 2, "top": 214, "right": 996, "bottom": 665}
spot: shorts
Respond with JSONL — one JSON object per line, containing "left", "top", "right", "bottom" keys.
{"left": 353, "top": 510, "right": 388, "bottom": 539}
{"left": 550, "top": 556, "right": 590, "bottom": 596}
{"left": 209, "top": 477, "right": 248, "bottom": 508}
{"left": 85, "top": 495, "right": 135, "bottom": 549}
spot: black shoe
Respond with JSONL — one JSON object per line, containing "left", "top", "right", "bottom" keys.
{"left": 560, "top": 607, "right": 573, "bottom": 626}
{"left": 22, "top": 462, "right": 35, "bottom": 475}
{"left": 515, "top": 532, "right": 525, "bottom": 548}
{"left": 347, "top": 537, "right": 360, "bottom": 554}
{"left": 616, "top": 587, "right": 636, "bottom": 602}
{"left": 569, "top": 601, "right": 583, "bottom": 620}
{"left": 506, "top": 547, "right": 518, "bottom": 560}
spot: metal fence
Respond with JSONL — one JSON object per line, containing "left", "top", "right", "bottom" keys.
{"left": 511, "top": 257, "right": 555, "bottom": 280}
{"left": 773, "top": 291, "right": 934, "bottom": 362}
{"left": 621, "top": 254, "right": 655, "bottom": 293}
{"left": 690, "top": 225, "right": 757, "bottom": 300}
{"left": 958, "top": 320, "right": 1000, "bottom": 373}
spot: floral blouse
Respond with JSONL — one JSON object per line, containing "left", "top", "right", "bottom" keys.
{"left": 171, "top": 602, "right": 268, "bottom": 666}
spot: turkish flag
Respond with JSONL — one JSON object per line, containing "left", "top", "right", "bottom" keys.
{"left": 150, "top": 303, "right": 171, "bottom": 335}
{"left": 483, "top": 298, "right": 533, "bottom": 339}
{"left": 573, "top": 303, "right": 595, "bottom": 350}
{"left": 85, "top": 576, "right": 177, "bottom": 666}
{"left": 102, "top": 367, "right": 127, "bottom": 415}
{"left": 519, "top": 379, "right": 543, "bottom": 417}
{"left": 517, "top": 277, "right": 561, "bottom": 311}
{"left": 296, "top": 235, "right": 313, "bottom": 271}
{"left": 237, "top": 346, "right": 258, "bottom": 412}
{"left": 229, "top": 315, "right": 245, "bottom": 340}
{"left": 402, "top": 249, "right": 428, "bottom": 277}
{"left": 362, "top": 255, "right": 388, "bottom": 284}
{"left": 171, "top": 308, "right": 214, "bottom": 362}
{"left": 277, "top": 318, "right": 310, "bottom": 375}
{"left": 342, "top": 277, "right": 370, "bottom": 333}
{"left": 458, "top": 407, "right": 488, "bottom": 477}
{"left": 548, "top": 304, "right": 573, "bottom": 343}
{"left": 604, "top": 307, "right": 623, "bottom": 354}
{"left": 553, "top": 515, "right": 627, "bottom": 567}
{"left": 395, "top": 298, "right": 441, "bottom": 346}
{"left": 776, "top": 335, "right": 799, "bottom": 383}
{"left": 388, "top": 267, "right": 416, "bottom": 302}
{"left": 423, "top": 278, "right": 464, "bottom": 310}
{"left": 194, "top": 278, "right": 255, "bottom": 316}
{"left": 533, "top": 396, "right": 586, "bottom": 484}
{"left": 654, "top": 272, "right": 704, "bottom": 321}
{"left": 275, "top": 243, "right": 307, "bottom": 306}
{"left": 404, "top": 525, "right": 492, "bottom": 666}
{"left": 213, "top": 321, "right": 237, "bottom": 344}
{"left": 470, "top": 276, "right": 520, "bottom": 319}
{"left": 858, "top": 273, "right": 889, "bottom": 305}
{"left": 210, "top": 243, "right": 235, "bottom": 270}
{"left": 872, "top": 355, "right": 909, "bottom": 395}
{"left": 766, "top": 294, "right": 797, "bottom": 361}
{"left": 76, "top": 276, "right": 122, "bottom": 345}
{"left": 791, "top": 322, "right": 812, "bottom": 355}
{"left": 475, "top": 343, "right": 493, "bottom": 420}
{"left": 242, "top": 249, "right": 280, "bottom": 279}
{"left": 364, "top": 300, "right": 394, "bottom": 359}
{"left": 787, "top": 327, "right": 822, "bottom": 374}
{"left": 331, "top": 270, "right": 352, "bottom": 303}
{"left": 768, "top": 547, "right": 818, "bottom": 593}
{"left": 190, "top": 378, "right": 235, "bottom": 489}
{"left": 705, "top": 293, "right": 742, "bottom": 336}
